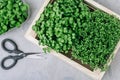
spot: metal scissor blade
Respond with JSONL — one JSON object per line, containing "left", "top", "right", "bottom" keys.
{"left": 26, "top": 55, "right": 44, "bottom": 59}
{"left": 26, "top": 52, "right": 47, "bottom": 59}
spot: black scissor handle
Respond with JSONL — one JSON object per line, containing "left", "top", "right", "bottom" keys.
{"left": 1, "top": 39, "right": 19, "bottom": 53}
{"left": 1, "top": 55, "right": 18, "bottom": 70}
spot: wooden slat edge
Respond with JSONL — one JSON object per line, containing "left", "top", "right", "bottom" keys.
{"left": 97, "top": 41, "right": 120, "bottom": 80}
{"left": 84, "top": 0, "right": 120, "bottom": 19}
{"left": 84, "top": 0, "right": 120, "bottom": 79}
{"left": 24, "top": 0, "right": 105, "bottom": 80}
{"left": 25, "top": 0, "right": 120, "bottom": 80}
{"left": 26, "top": 36, "right": 100, "bottom": 80}
{"left": 51, "top": 51, "right": 101, "bottom": 79}
{"left": 107, "top": 41, "right": 120, "bottom": 66}
{"left": 25, "top": 0, "right": 50, "bottom": 38}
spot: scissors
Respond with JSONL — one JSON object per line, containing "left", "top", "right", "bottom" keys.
{"left": 1, "top": 38, "right": 42, "bottom": 70}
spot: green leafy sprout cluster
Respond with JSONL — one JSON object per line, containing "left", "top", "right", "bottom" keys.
{"left": 33, "top": 0, "right": 120, "bottom": 70}
{"left": 0, "top": 0, "right": 29, "bottom": 34}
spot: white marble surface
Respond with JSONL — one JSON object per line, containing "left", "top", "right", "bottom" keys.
{"left": 0, "top": 0, "right": 120, "bottom": 80}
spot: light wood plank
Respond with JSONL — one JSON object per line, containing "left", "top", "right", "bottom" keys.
{"left": 25, "top": 0, "right": 120, "bottom": 80}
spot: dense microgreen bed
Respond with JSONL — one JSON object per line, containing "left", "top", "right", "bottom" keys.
{"left": 33, "top": 0, "right": 120, "bottom": 70}
{"left": 0, "top": 0, "right": 29, "bottom": 34}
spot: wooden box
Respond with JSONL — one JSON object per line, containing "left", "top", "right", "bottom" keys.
{"left": 25, "top": 0, "right": 120, "bottom": 80}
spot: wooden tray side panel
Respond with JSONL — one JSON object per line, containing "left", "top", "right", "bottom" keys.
{"left": 25, "top": 0, "right": 120, "bottom": 80}
{"left": 25, "top": 0, "right": 50, "bottom": 44}
{"left": 85, "top": 0, "right": 120, "bottom": 19}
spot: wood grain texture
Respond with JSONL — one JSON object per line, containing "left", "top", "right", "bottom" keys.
{"left": 85, "top": 0, "right": 120, "bottom": 19}
{"left": 25, "top": 0, "right": 120, "bottom": 80}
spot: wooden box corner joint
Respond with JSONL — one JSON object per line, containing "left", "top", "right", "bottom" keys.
{"left": 25, "top": 0, "right": 120, "bottom": 80}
